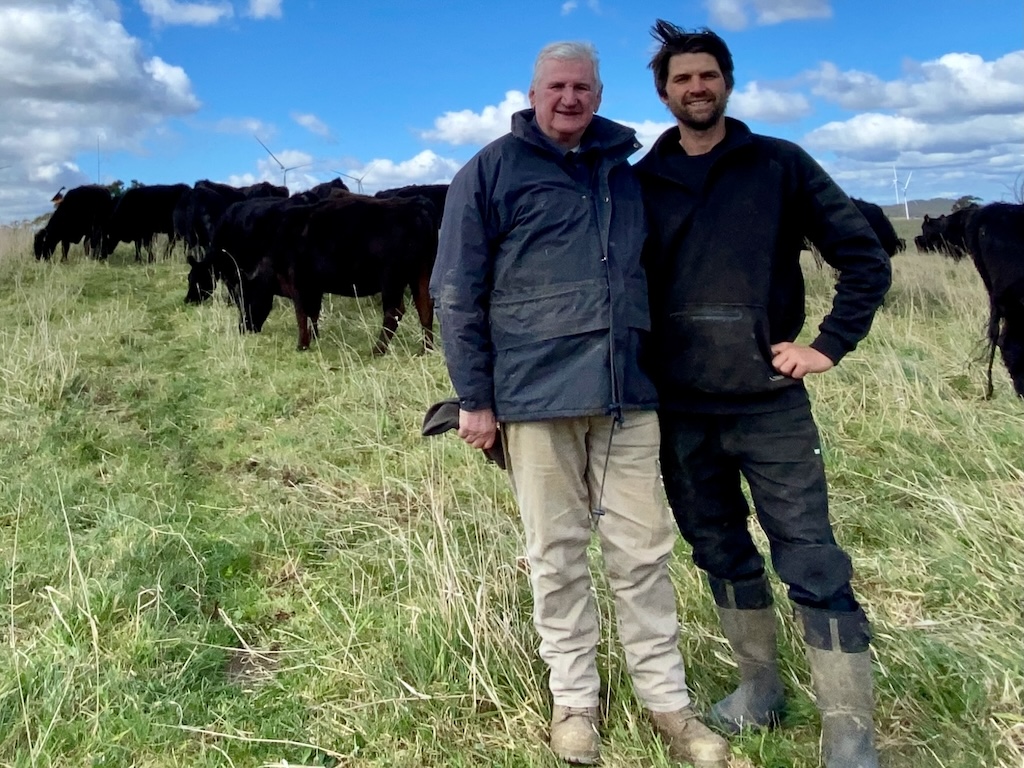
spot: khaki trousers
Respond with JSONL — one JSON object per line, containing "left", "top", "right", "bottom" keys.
{"left": 503, "top": 411, "right": 691, "bottom": 712}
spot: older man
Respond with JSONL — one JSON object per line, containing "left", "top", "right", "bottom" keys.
{"left": 429, "top": 41, "right": 727, "bottom": 768}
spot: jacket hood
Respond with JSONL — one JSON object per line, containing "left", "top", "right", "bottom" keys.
{"left": 511, "top": 109, "right": 641, "bottom": 161}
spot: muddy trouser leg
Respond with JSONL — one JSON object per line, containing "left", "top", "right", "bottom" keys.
{"left": 728, "top": 404, "right": 878, "bottom": 767}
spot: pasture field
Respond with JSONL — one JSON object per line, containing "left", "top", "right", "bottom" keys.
{"left": 0, "top": 220, "right": 1021, "bottom": 768}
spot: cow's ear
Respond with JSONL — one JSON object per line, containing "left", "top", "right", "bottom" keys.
{"left": 924, "top": 215, "right": 931, "bottom": 221}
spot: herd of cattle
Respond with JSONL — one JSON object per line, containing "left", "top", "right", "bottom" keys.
{"left": 34, "top": 179, "right": 446, "bottom": 355}
{"left": 30, "top": 181, "right": 1023, "bottom": 398}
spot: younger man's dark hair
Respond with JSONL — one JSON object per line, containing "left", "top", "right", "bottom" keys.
{"left": 648, "top": 20, "right": 735, "bottom": 96}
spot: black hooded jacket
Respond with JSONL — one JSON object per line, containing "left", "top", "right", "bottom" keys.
{"left": 634, "top": 118, "right": 891, "bottom": 413}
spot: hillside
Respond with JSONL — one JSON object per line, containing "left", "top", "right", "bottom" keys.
{"left": 879, "top": 198, "right": 958, "bottom": 220}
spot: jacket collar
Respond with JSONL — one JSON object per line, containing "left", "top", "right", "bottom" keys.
{"left": 511, "top": 109, "right": 641, "bottom": 163}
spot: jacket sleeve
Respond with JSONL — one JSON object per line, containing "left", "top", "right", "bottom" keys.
{"left": 429, "top": 157, "right": 497, "bottom": 412}
{"left": 796, "top": 148, "right": 892, "bottom": 363}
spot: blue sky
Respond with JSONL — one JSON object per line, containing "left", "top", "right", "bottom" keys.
{"left": 0, "top": 0, "right": 1021, "bottom": 223}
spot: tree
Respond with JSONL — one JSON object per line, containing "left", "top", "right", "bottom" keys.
{"left": 952, "top": 195, "right": 982, "bottom": 212}
{"left": 107, "top": 179, "right": 145, "bottom": 200}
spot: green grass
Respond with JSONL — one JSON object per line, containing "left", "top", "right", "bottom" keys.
{"left": 0, "top": 227, "right": 1021, "bottom": 767}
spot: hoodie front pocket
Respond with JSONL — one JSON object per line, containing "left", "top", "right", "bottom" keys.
{"left": 664, "top": 304, "right": 791, "bottom": 394}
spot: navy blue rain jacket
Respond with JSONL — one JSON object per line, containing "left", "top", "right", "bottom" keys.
{"left": 430, "top": 110, "right": 658, "bottom": 422}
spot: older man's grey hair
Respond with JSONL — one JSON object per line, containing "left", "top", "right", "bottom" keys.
{"left": 531, "top": 41, "right": 603, "bottom": 92}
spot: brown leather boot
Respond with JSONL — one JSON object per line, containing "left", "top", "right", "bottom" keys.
{"left": 549, "top": 705, "right": 600, "bottom": 765}
{"left": 648, "top": 706, "right": 730, "bottom": 768}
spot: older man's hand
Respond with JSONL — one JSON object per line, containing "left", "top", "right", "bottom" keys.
{"left": 459, "top": 408, "right": 497, "bottom": 449}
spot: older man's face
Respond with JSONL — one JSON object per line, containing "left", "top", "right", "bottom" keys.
{"left": 528, "top": 57, "right": 602, "bottom": 149}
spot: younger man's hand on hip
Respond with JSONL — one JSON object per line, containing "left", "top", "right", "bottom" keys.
{"left": 770, "top": 342, "right": 834, "bottom": 379}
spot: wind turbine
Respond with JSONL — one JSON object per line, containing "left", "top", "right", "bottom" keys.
{"left": 901, "top": 171, "right": 913, "bottom": 220}
{"left": 892, "top": 167, "right": 913, "bottom": 220}
{"left": 330, "top": 160, "right": 377, "bottom": 194}
{"left": 255, "top": 135, "right": 312, "bottom": 187}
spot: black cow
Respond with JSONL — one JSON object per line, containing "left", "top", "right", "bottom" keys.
{"left": 184, "top": 196, "right": 292, "bottom": 306}
{"left": 961, "top": 203, "right": 1024, "bottom": 398}
{"left": 175, "top": 180, "right": 289, "bottom": 260}
{"left": 913, "top": 205, "right": 979, "bottom": 261}
{"left": 852, "top": 198, "right": 902, "bottom": 258}
{"left": 289, "top": 178, "right": 350, "bottom": 205}
{"left": 374, "top": 183, "right": 448, "bottom": 230}
{"left": 103, "top": 183, "right": 190, "bottom": 261}
{"left": 35, "top": 184, "right": 113, "bottom": 261}
{"left": 230, "top": 195, "right": 438, "bottom": 354}
{"left": 807, "top": 196, "right": 900, "bottom": 268}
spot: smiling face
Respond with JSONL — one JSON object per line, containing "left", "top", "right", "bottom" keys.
{"left": 528, "top": 56, "right": 602, "bottom": 149}
{"left": 660, "top": 51, "right": 731, "bottom": 132}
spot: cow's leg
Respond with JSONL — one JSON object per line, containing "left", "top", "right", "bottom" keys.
{"left": 999, "top": 303, "right": 1024, "bottom": 398}
{"left": 984, "top": 301, "right": 1001, "bottom": 399}
{"left": 61, "top": 241, "right": 70, "bottom": 261}
{"left": 308, "top": 292, "right": 324, "bottom": 343}
{"left": 293, "top": 291, "right": 322, "bottom": 351}
{"left": 411, "top": 270, "right": 435, "bottom": 353}
{"left": 133, "top": 240, "right": 142, "bottom": 262}
{"left": 374, "top": 281, "right": 406, "bottom": 356}
{"left": 147, "top": 236, "right": 156, "bottom": 263}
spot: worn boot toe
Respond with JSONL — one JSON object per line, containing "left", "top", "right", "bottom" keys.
{"left": 649, "top": 706, "right": 730, "bottom": 768}
{"left": 550, "top": 705, "right": 601, "bottom": 765}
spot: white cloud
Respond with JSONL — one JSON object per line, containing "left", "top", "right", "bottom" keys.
{"left": 247, "top": 0, "right": 282, "bottom": 19}
{"left": 754, "top": 0, "right": 830, "bottom": 25}
{"left": 0, "top": 1, "right": 200, "bottom": 222}
{"left": 337, "top": 151, "right": 463, "bottom": 194}
{"left": 139, "top": 0, "right": 233, "bottom": 26}
{"left": 227, "top": 148, "right": 313, "bottom": 189}
{"left": 704, "top": 0, "right": 747, "bottom": 29}
{"left": 561, "top": 0, "right": 599, "bottom": 14}
{"left": 808, "top": 51, "right": 1024, "bottom": 120}
{"left": 421, "top": 91, "right": 529, "bottom": 146}
{"left": 730, "top": 82, "right": 811, "bottom": 123}
{"left": 292, "top": 112, "right": 334, "bottom": 141}
{"left": 618, "top": 119, "right": 674, "bottom": 156}
{"left": 213, "top": 117, "right": 274, "bottom": 137}
{"left": 804, "top": 112, "right": 1024, "bottom": 159}
{"left": 706, "top": 0, "right": 831, "bottom": 30}
{"left": 802, "top": 111, "right": 1024, "bottom": 202}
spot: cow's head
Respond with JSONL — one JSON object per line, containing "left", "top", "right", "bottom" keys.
{"left": 185, "top": 253, "right": 216, "bottom": 304}
{"left": 33, "top": 229, "right": 50, "bottom": 260}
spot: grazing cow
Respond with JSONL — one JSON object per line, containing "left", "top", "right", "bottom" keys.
{"left": 35, "top": 184, "right": 113, "bottom": 261}
{"left": 374, "top": 183, "right": 448, "bottom": 229}
{"left": 103, "top": 183, "right": 190, "bottom": 261}
{"left": 175, "top": 180, "right": 290, "bottom": 260}
{"left": 289, "top": 178, "right": 350, "bottom": 205}
{"left": 184, "top": 196, "right": 291, "bottom": 306}
{"left": 244, "top": 181, "right": 289, "bottom": 199}
{"left": 913, "top": 205, "right": 979, "bottom": 261}
{"left": 231, "top": 195, "right": 438, "bottom": 353}
{"left": 184, "top": 181, "right": 348, "bottom": 305}
{"left": 961, "top": 203, "right": 1024, "bottom": 398}
{"left": 289, "top": 195, "right": 438, "bottom": 353}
